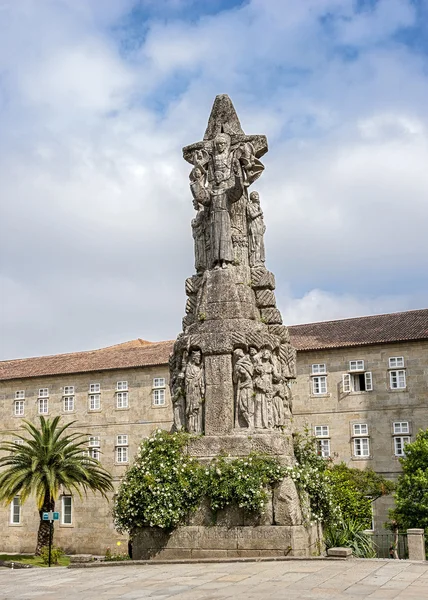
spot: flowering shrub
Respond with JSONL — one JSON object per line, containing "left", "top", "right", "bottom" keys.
{"left": 113, "top": 429, "right": 206, "bottom": 531}
{"left": 113, "top": 430, "right": 287, "bottom": 533}
{"left": 291, "top": 430, "right": 342, "bottom": 525}
{"left": 208, "top": 453, "right": 286, "bottom": 512}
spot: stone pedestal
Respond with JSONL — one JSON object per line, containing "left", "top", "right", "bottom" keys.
{"left": 133, "top": 524, "right": 320, "bottom": 560}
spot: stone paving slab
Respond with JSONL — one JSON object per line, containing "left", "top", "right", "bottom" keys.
{"left": 0, "top": 559, "right": 427, "bottom": 599}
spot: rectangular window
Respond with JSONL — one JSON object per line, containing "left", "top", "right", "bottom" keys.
{"left": 311, "top": 364, "right": 326, "bottom": 375}
{"left": 61, "top": 496, "right": 72, "bottom": 524}
{"left": 353, "top": 423, "right": 368, "bottom": 436}
{"left": 38, "top": 398, "right": 48, "bottom": 414}
{"left": 15, "top": 390, "right": 25, "bottom": 399}
{"left": 89, "top": 436, "right": 100, "bottom": 447}
{"left": 116, "top": 381, "right": 128, "bottom": 391}
{"left": 14, "top": 400, "right": 24, "bottom": 416}
{"left": 10, "top": 496, "right": 21, "bottom": 524}
{"left": 116, "top": 446, "right": 129, "bottom": 463}
{"left": 343, "top": 372, "right": 373, "bottom": 393}
{"left": 393, "top": 421, "right": 409, "bottom": 434}
{"left": 63, "top": 386, "right": 75, "bottom": 395}
{"left": 389, "top": 357, "right": 404, "bottom": 368}
{"left": 153, "top": 377, "right": 166, "bottom": 388}
{"left": 89, "top": 383, "right": 100, "bottom": 393}
{"left": 89, "top": 448, "right": 100, "bottom": 460}
{"left": 153, "top": 388, "right": 166, "bottom": 405}
{"left": 116, "top": 435, "right": 128, "bottom": 446}
{"left": 349, "top": 360, "right": 364, "bottom": 371}
{"left": 353, "top": 438, "right": 370, "bottom": 457}
{"left": 390, "top": 370, "right": 406, "bottom": 389}
{"left": 116, "top": 392, "right": 129, "bottom": 409}
{"left": 63, "top": 396, "right": 74, "bottom": 412}
{"left": 14, "top": 439, "right": 24, "bottom": 445}
{"left": 89, "top": 394, "right": 100, "bottom": 410}
{"left": 312, "top": 376, "right": 327, "bottom": 395}
{"left": 315, "top": 425, "right": 329, "bottom": 437}
{"left": 394, "top": 436, "right": 410, "bottom": 457}
{"left": 317, "top": 439, "right": 331, "bottom": 458}
{"left": 38, "top": 388, "right": 49, "bottom": 398}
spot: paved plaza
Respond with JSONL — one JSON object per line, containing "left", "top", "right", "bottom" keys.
{"left": 1, "top": 559, "right": 428, "bottom": 599}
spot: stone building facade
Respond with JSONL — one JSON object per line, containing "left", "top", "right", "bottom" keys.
{"left": 0, "top": 309, "right": 427, "bottom": 553}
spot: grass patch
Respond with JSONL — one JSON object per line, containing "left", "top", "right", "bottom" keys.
{"left": 0, "top": 554, "right": 70, "bottom": 567}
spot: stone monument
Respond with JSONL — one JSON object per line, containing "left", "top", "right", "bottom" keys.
{"left": 134, "top": 95, "right": 319, "bottom": 559}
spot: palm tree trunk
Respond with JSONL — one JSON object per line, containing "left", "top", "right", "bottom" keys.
{"left": 35, "top": 494, "right": 55, "bottom": 555}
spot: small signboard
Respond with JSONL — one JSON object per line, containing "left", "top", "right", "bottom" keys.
{"left": 53, "top": 512, "right": 59, "bottom": 521}
{"left": 42, "top": 512, "right": 50, "bottom": 521}
{"left": 42, "top": 511, "right": 60, "bottom": 522}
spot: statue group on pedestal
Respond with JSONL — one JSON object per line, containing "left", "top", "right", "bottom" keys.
{"left": 190, "top": 133, "right": 266, "bottom": 272}
{"left": 233, "top": 346, "right": 292, "bottom": 430}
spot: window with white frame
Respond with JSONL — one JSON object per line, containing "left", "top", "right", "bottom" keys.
{"left": 389, "top": 357, "right": 404, "bottom": 368}
{"left": 116, "top": 435, "right": 129, "bottom": 463}
{"left": 89, "top": 447, "right": 100, "bottom": 460}
{"left": 14, "top": 400, "right": 25, "bottom": 416}
{"left": 38, "top": 398, "right": 48, "bottom": 414}
{"left": 389, "top": 370, "right": 406, "bottom": 390}
{"left": 353, "top": 423, "right": 368, "bottom": 436}
{"left": 311, "top": 364, "right": 326, "bottom": 375}
{"left": 89, "top": 436, "right": 100, "bottom": 447}
{"left": 61, "top": 496, "right": 72, "bottom": 524}
{"left": 314, "top": 425, "right": 330, "bottom": 457}
{"left": 38, "top": 388, "right": 49, "bottom": 398}
{"left": 63, "top": 396, "right": 74, "bottom": 412}
{"left": 15, "top": 390, "right": 25, "bottom": 399}
{"left": 317, "top": 438, "right": 331, "bottom": 457}
{"left": 116, "top": 381, "right": 128, "bottom": 391}
{"left": 312, "top": 376, "right": 327, "bottom": 395}
{"left": 343, "top": 371, "right": 373, "bottom": 393}
{"left": 10, "top": 496, "right": 21, "bottom": 524}
{"left": 353, "top": 437, "right": 370, "bottom": 457}
{"left": 349, "top": 360, "right": 364, "bottom": 371}
{"left": 153, "top": 377, "right": 166, "bottom": 388}
{"left": 89, "top": 383, "right": 100, "bottom": 393}
{"left": 315, "top": 425, "right": 329, "bottom": 437}
{"left": 116, "top": 391, "right": 129, "bottom": 409}
{"left": 393, "top": 421, "right": 409, "bottom": 434}
{"left": 88, "top": 394, "right": 100, "bottom": 411}
{"left": 394, "top": 436, "right": 410, "bottom": 457}
{"left": 14, "top": 439, "right": 24, "bottom": 445}
{"left": 63, "top": 386, "right": 75, "bottom": 396}
{"left": 153, "top": 388, "right": 166, "bottom": 405}
{"left": 352, "top": 423, "right": 370, "bottom": 457}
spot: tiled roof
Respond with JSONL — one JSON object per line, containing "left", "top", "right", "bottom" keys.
{"left": 0, "top": 339, "right": 173, "bottom": 381}
{"left": 288, "top": 308, "right": 428, "bottom": 351}
{"left": 1, "top": 309, "right": 427, "bottom": 381}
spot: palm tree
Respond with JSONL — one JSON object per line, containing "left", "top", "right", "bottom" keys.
{"left": 0, "top": 416, "right": 113, "bottom": 554}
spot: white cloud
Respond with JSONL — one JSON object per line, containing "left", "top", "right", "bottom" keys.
{"left": 0, "top": 0, "right": 427, "bottom": 360}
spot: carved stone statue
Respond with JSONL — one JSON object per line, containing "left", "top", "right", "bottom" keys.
{"left": 233, "top": 349, "right": 254, "bottom": 428}
{"left": 247, "top": 191, "right": 266, "bottom": 267}
{"left": 191, "top": 197, "right": 207, "bottom": 274}
{"left": 253, "top": 348, "right": 274, "bottom": 429}
{"left": 184, "top": 349, "right": 205, "bottom": 434}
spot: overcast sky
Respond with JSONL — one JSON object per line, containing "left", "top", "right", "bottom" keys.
{"left": 1, "top": 0, "right": 427, "bottom": 361}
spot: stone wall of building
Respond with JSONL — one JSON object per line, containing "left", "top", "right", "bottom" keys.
{"left": 292, "top": 340, "right": 428, "bottom": 529}
{"left": 0, "top": 364, "right": 172, "bottom": 554}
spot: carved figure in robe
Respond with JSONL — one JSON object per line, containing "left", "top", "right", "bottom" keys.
{"left": 233, "top": 349, "right": 254, "bottom": 428}
{"left": 192, "top": 133, "right": 244, "bottom": 269}
{"left": 253, "top": 348, "right": 274, "bottom": 429}
{"left": 184, "top": 349, "right": 205, "bottom": 434}
{"left": 247, "top": 191, "right": 266, "bottom": 267}
{"left": 191, "top": 197, "right": 207, "bottom": 274}
{"left": 169, "top": 353, "right": 185, "bottom": 431}
{"left": 271, "top": 351, "right": 287, "bottom": 428}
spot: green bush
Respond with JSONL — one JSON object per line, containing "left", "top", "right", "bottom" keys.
{"left": 324, "top": 519, "right": 376, "bottom": 558}
{"left": 39, "top": 545, "right": 64, "bottom": 565}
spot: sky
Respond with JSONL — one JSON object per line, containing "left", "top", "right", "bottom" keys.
{"left": 1, "top": 0, "right": 427, "bottom": 360}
